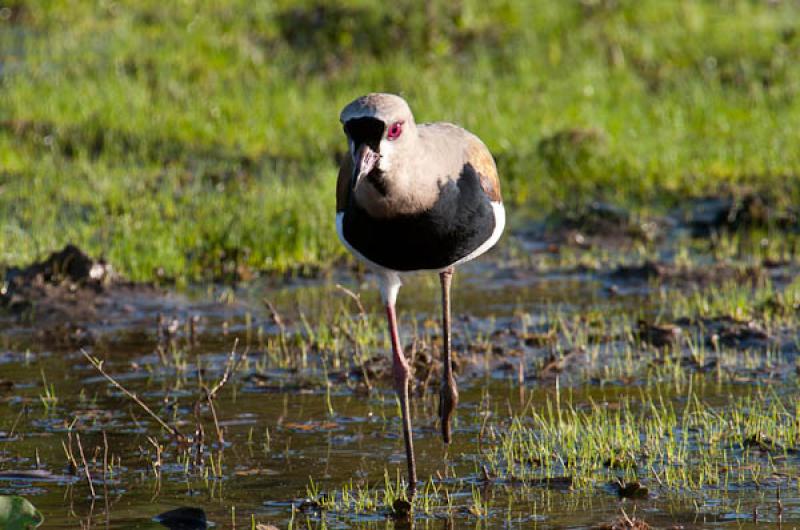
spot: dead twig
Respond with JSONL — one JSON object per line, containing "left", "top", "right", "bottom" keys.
{"left": 81, "top": 349, "right": 185, "bottom": 442}
{"left": 207, "top": 339, "right": 243, "bottom": 400}
{"left": 193, "top": 398, "right": 205, "bottom": 468}
{"left": 263, "top": 298, "right": 288, "bottom": 358}
{"left": 102, "top": 430, "right": 110, "bottom": 505}
{"left": 7, "top": 407, "right": 25, "bottom": 440}
{"left": 621, "top": 507, "right": 634, "bottom": 526}
{"left": 194, "top": 339, "right": 242, "bottom": 445}
{"left": 202, "top": 339, "right": 244, "bottom": 445}
{"left": 76, "top": 433, "right": 96, "bottom": 498}
{"left": 147, "top": 436, "right": 163, "bottom": 476}
{"left": 335, "top": 284, "right": 367, "bottom": 318}
{"left": 102, "top": 431, "right": 108, "bottom": 484}
{"left": 61, "top": 433, "right": 78, "bottom": 475}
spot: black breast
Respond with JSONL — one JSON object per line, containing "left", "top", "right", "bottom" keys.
{"left": 341, "top": 163, "right": 496, "bottom": 271}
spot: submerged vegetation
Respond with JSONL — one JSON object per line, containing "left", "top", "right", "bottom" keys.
{"left": 3, "top": 0, "right": 800, "bottom": 281}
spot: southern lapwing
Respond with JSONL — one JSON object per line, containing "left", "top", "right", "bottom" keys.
{"left": 335, "top": 93, "right": 505, "bottom": 495}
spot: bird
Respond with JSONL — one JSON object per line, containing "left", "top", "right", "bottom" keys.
{"left": 335, "top": 93, "right": 504, "bottom": 496}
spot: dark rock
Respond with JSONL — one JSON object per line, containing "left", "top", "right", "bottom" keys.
{"left": 154, "top": 507, "right": 208, "bottom": 529}
{"left": 612, "top": 480, "right": 650, "bottom": 499}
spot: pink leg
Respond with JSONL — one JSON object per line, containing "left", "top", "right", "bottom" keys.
{"left": 386, "top": 302, "right": 417, "bottom": 497}
{"left": 439, "top": 267, "right": 458, "bottom": 444}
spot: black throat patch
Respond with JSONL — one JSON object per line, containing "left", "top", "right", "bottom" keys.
{"left": 345, "top": 117, "right": 388, "bottom": 196}
{"left": 344, "top": 117, "right": 384, "bottom": 152}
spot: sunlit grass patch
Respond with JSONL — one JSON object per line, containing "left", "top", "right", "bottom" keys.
{"left": 3, "top": 1, "right": 800, "bottom": 280}
{"left": 297, "top": 385, "right": 800, "bottom": 525}
{"left": 487, "top": 387, "right": 800, "bottom": 490}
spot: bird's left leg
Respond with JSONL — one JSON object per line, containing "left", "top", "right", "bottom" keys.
{"left": 381, "top": 274, "right": 417, "bottom": 496}
{"left": 438, "top": 267, "right": 458, "bottom": 444}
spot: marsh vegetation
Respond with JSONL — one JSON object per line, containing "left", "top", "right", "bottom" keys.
{"left": 2, "top": 1, "right": 800, "bottom": 528}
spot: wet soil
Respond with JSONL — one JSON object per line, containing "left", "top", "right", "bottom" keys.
{"left": 1, "top": 222, "right": 799, "bottom": 528}
{"left": 1, "top": 244, "right": 162, "bottom": 326}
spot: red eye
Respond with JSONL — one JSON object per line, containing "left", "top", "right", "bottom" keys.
{"left": 387, "top": 121, "right": 403, "bottom": 140}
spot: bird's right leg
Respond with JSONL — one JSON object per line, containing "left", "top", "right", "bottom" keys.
{"left": 438, "top": 267, "right": 458, "bottom": 444}
{"left": 383, "top": 278, "right": 417, "bottom": 497}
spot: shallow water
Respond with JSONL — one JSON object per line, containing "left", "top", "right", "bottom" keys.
{"left": 1, "top": 248, "right": 800, "bottom": 528}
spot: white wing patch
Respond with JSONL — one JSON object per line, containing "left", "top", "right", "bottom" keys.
{"left": 451, "top": 201, "right": 505, "bottom": 267}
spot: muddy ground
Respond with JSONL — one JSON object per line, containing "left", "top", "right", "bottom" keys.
{"left": 1, "top": 198, "right": 799, "bottom": 529}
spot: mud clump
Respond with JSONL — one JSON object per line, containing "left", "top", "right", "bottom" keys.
{"left": 594, "top": 513, "right": 650, "bottom": 530}
{"left": 686, "top": 192, "right": 799, "bottom": 237}
{"left": 611, "top": 480, "right": 651, "bottom": 499}
{"left": 708, "top": 318, "right": 771, "bottom": 349}
{"left": 610, "top": 260, "right": 764, "bottom": 286}
{"left": 4, "top": 244, "right": 113, "bottom": 288}
{"left": 611, "top": 261, "right": 667, "bottom": 281}
{"left": 544, "top": 201, "right": 663, "bottom": 249}
{"left": 637, "top": 320, "right": 683, "bottom": 348}
{"left": 1, "top": 244, "right": 152, "bottom": 325}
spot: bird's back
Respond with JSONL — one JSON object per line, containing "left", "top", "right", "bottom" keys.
{"left": 416, "top": 122, "right": 502, "bottom": 203}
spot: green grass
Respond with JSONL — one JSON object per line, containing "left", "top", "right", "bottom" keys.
{"left": 3, "top": 0, "right": 800, "bottom": 281}
{"left": 299, "top": 385, "right": 800, "bottom": 523}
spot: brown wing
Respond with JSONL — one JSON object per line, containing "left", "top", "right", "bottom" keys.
{"left": 336, "top": 155, "right": 353, "bottom": 212}
{"left": 465, "top": 137, "right": 502, "bottom": 202}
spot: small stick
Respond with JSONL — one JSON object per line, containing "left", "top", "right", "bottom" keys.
{"left": 650, "top": 464, "right": 664, "bottom": 486}
{"left": 193, "top": 399, "right": 205, "bottom": 468}
{"left": 620, "top": 507, "right": 635, "bottom": 526}
{"left": 102, "top": 431, "right": 109, "bottom": 484}
{"left": 335, "top": 284, "right": 367, "bottom": 318}
{"left": 207, "top": 339, "right": 242, "bottom": 399}
{"left": 76, "top": 433, "right": 96, "bottom": 498}
{"left": 102, "top": 430, "right": 110, "bottom": 519}
{"left": 81, "top": 349, "right": 184, "bottom": 442}
{"left": 335, "top": 323, "right": 374, "bottom": 392}
{"left": 203, "top": 339, "right": 243, "bottom": 445}
{"left": 263, "top": 298, "right": 288, "bottom": 357}
{"left": 61, "top": 436, "right": 78, "bottom": 475}
{"left": 7, "top": 407, "right": 25, "bottom": 439}
{"left": 263, "top": 298, "right": 285, "bottom": 330}
{"left": 147, "top": 436, "right": 163, "bottom": 475}
{"left": 205, "top": 390, "right": 223, "bottom": 446}
{"left": 481, "top": 465, "right": 492, "bottom": 483}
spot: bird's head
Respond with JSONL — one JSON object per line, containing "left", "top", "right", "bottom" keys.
{"left": 340, "top": 93, "right": 417, "bottom": 190}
